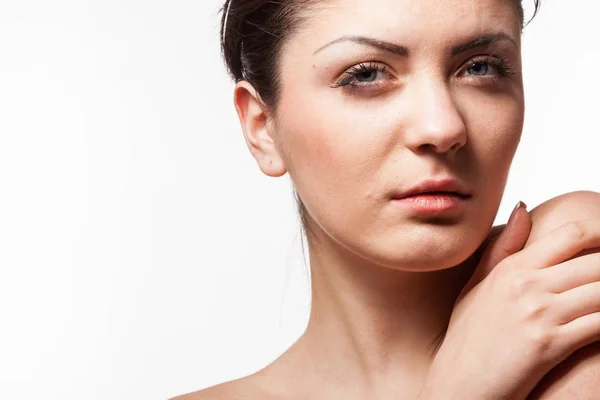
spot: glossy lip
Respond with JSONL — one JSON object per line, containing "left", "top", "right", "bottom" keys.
{"left": 390, "top": 178, "right": 472, "bottom": 200}
{"left": 392, "top": 193, "right": 469, "bottom": 215}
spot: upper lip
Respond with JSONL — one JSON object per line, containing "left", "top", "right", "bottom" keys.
{"left": 391, "top": 178, "right": 472, "bottom": 199}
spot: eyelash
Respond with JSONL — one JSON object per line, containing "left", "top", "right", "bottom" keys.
{"left": 330, "top": 61, "right": 389, "bottom": 90}
{"left": 330, "top": 55, "right": 516, "bottom": 92}
{"left": 465, "top": 54, "right": 516, "bottom": 80}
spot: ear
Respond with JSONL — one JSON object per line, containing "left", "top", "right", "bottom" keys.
{"left": 233, "top": 81, "right": 287, "bottom": 177}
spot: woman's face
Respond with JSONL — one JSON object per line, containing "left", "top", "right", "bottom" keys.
{"left": 270, "top": 0, "right": 524, "bottom": 271}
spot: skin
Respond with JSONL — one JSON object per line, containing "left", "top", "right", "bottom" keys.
{"left": 524, "top": 192, "right": 600, "bottom": 399}
{"left": 175, "top": 193, "right": 600, "bottom": 400}
{"left": 174, "top": 0, "right": 600, "bottom": 398}
{"left": 242, "top": 0, "right": 523, "bottom": 396}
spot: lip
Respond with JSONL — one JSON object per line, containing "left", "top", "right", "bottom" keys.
{"left": 392, "top": 193, "right": 470, "bottom": 214}
{"left": 390, "top": 178, "right": 472, "bottom": 214}
{"left": 391, "top": 178, "right": 472, "bottom": 200}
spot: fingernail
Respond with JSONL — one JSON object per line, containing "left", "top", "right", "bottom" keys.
{"left": 514, "top": 200, "right": 527, "bottom": 212}
{"left": 509, "top": 201, "right": 527, "bottom": 224}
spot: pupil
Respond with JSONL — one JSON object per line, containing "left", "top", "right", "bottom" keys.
{"left": 471, "top": 62, "right": 488, "bottom": 75}
{"left": 358, "top": 70, "right": 377, "bottom": 82}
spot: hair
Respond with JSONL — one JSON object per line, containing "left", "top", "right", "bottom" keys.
{"left": 219, "top": 0, "right": 541, "bottom": 243}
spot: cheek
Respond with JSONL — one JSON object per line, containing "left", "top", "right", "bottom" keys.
{"left": 276, "top": 93, "right": 391, "bottom": 205}
{"left": 460, "top": 88, "right": 524, "bottom": 168}
{"left": 459, "top": 90, "right": 524, "bottom": 221}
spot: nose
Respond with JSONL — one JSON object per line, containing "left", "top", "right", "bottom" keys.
{"left": 403, "top": 78, "right": 467, "bottom": 156}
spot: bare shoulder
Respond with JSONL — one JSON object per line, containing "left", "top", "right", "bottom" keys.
{"left": 170, "top": 336, "right": 301, "bottom": 400}
{"left": 169, "top": 381, "right": 234, "bottom": 400}
{"left": 170, "top": 374, "right": 274, "bottom": 400}
{"left": 524, "top": 190, "right": 600, "bottom": 399}
{"left": 526, "top": 190, "right": 600, "bottom": 240}
{"left": 528, "top": 341, "right": 600, "bottom": 399}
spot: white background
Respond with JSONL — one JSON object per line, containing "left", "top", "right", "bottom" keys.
{"left": 0, "top": 1, "right": 598, "bottom": 399}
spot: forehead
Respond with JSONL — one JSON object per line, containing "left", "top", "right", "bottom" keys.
{"left": 287, "top": 0, "right": 521, "bottom": 55}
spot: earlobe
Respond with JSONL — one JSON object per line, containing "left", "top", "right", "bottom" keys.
{"left": 233, "top": 81, "right": 287, "bottom": 177}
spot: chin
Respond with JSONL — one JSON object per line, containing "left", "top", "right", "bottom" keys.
{"left": 367, "top": 224, "right": 486, "bottom": 272}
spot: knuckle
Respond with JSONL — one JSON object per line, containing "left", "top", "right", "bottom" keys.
{"left": 563, "top": 220, "right": 586, "bottom": 242}
{"left": 497, "top": 255, "right": 520, "bottom": 272}
{"left": 520, "top": 298, "right": 547, "bottom": 321}
{"left": 527, "top": 325, "right": 555, "bottom": 356}
{"left": 507, "top": 272, "right": 535, "bottom": 300}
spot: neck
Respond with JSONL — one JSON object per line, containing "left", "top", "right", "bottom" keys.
{"left": 267, "top": 235, "right": 476, "bottom": 399}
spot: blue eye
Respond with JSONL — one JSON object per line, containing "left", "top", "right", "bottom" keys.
{"left": 354, "top": 69, "right": 380, "bottom": 82}
{"left": 332, "top": 62, "right": 390, "bottom": 89}
{"left": 467, "top": 61, "right": 491, "bottom": 76}
{"left": 463, "top": 56, "right": 515, "bottom": 78}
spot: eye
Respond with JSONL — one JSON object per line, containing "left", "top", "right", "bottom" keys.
{"left": 355, "top": 69, "right": 380, "bottom": 82}
{"left": 331, "top": 62, "right": 392, "bottom": 91}
{"left": 460, "top": 55, "right": 515, "bottom": 79}
{"left": 467, "top": 61, "right": 491, "bottom": 76}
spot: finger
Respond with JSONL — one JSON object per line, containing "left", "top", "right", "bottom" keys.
{"left": 484, "top": 203, "right": 532, "bottom": 268}
{"left": 542, "top": 249, "right": 600, "bottom": 293}
{"left": 510, "top": 217, "right": 600, "bottom": 270}
{"left": 554, "top": 281, "right": 600, "bottom": 324}
{"left": 454, "top": 224, "right": 507, "bottom": 275}
{"left": 558, "top": 312, "right": 600, "bottom": 355}
{"left": 462, "top": 202, "right": 531, "bottom": 293}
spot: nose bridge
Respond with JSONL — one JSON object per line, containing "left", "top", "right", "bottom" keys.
{"left": 404, "top": 74, "right": 467, "bottom": 154}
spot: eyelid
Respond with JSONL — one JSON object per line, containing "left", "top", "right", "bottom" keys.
{"left": 457, "top": 54, "right": 515, "bottom": 77}
{"left": 331, "top": 61, "right": 394, "bottom": 88}
{"left": 329, "top": 54, "right": 516, "bottom": 94}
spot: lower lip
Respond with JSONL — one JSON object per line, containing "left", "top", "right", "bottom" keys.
{"left": 392, "top": 193, "right": 470, "bottom": 213}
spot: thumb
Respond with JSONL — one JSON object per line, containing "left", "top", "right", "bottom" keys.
{"left": 462, "top": 201, "right": 532, "bottom": 294}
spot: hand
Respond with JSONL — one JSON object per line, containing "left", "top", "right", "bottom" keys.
{"left": 447, "top": 201, "right": 532, "bottom": 307}
{"left": 422, "top": 208, "right": 600, "bottom": 400}
{"left": 459, "top": 201, "right": 533, "bottom": 301}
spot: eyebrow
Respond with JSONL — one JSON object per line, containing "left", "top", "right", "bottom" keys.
{"left": 313, "top": 33, "right": 518, "bottom": 57}
{"left": 313, "top": 35, "right": 409, "bottom": 56}
{"left": 451, "top": 33, "right": 518, "bottom": 55}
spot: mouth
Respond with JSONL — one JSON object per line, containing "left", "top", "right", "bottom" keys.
{"left": 391, "top": 192, "right": 472, "bottom": 214}
{"left": 391, "top": 179, "right": 472, "bottom": 200}
{"left": 399, "top": 191, "right": 472, "bottom": 199}
{"left": 390, "top": 179, "right": 472, "bottom": 214}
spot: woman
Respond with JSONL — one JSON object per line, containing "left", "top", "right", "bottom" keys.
{"left": 176, "top": 0, "right": 600, "bottom": 398}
